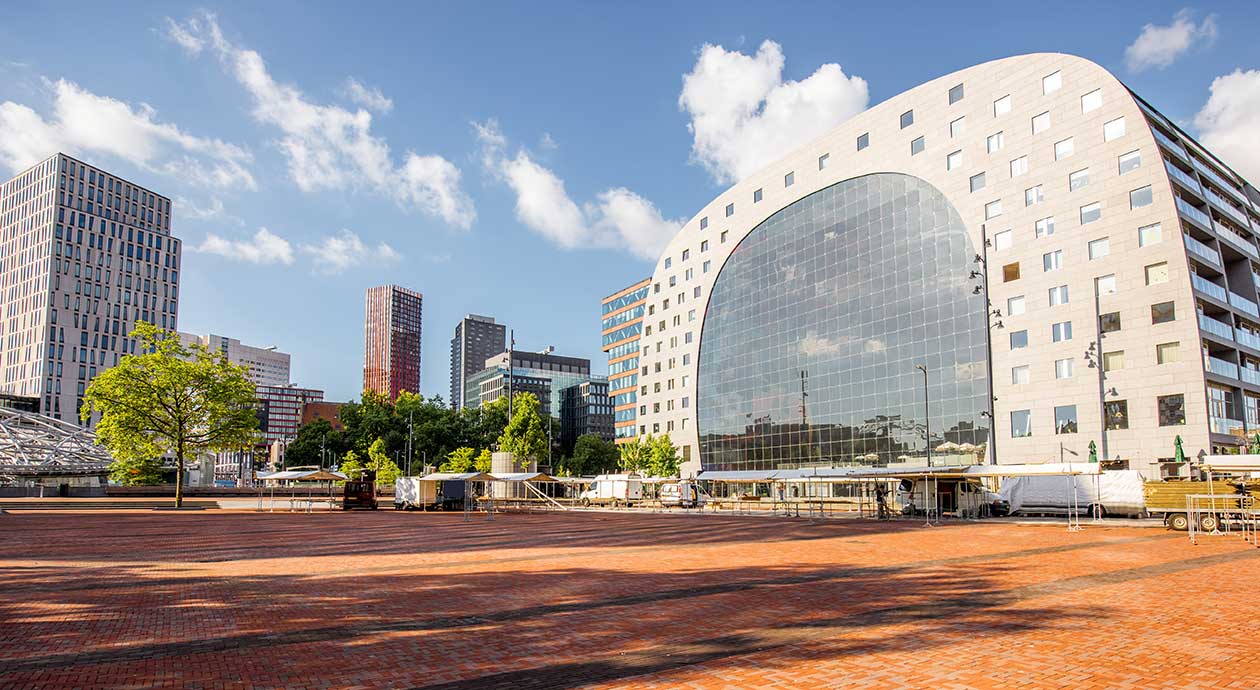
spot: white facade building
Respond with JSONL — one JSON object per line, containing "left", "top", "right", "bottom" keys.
{"left": 178, "top": 332, "right": 291, "bottom": 387}
{"left": 635, "top": 54, "right": 1260, "bottom": 478}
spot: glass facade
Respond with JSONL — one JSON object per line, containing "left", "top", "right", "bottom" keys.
{"left": 698, "top": 173, "right": 991, "bottom": 470}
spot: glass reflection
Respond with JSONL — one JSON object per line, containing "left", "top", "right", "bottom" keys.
{"left": 697, "top": 173, "right": 990, "bottom": 470}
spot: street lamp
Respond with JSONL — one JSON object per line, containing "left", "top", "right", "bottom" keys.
{"left": 915, "top": 364, "right": 930, "bottom": 468}
{"left": 970, "top": 227, "right": 1002, "bottom": 465}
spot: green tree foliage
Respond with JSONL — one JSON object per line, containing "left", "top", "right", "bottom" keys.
{"left": 283, "top": 418, "right": 348, "bottom": 469}
{"left": 107, "top": 456, "right": 167, "bottom": 485}
{"left": 338, "top": 440, "right": 401, "bottom": 484}
{"left": 441, "top": 446, "right": 477, "bottom": 473}
{"left": 618, "top": 434, "right": 680, "bottom": 477}
{"left": 560, "top": 434, "right": 621, "bottom": 476}
{"left": 82, "top": 322, "right": 259, "bottom": 507}
{"left": 498, "top": 392, "right": 547, "bottom": 469}
{"left": 475, "top": 448, "right": 493, "bottom": 472}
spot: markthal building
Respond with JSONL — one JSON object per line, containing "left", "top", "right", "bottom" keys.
{"left": 634, "top": 54, "right": 1260, "bottom": 479}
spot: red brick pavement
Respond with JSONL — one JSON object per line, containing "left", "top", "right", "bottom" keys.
{"left": 0, "top": 510, "right": 1257, "bottom": 689}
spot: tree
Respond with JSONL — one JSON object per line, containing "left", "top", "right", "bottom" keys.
{"left": 562, "top": 434, "right": 621, "bottom": 476}
{"left": 283, "top": 418, "right": 346, "bottom": 469}
{"left": 474, "top": 448, "right": 493, "bottom": 473}
{"left": 107, "top": 456, "right": 167, "bottom": 485}
{"left": 618, "top": 434, "right": 680, "bottom": 477}
{"left": 366, "top": 437, "right": 402, "bottom": 485}
{"left": 498, "top": 392, "right": 548, "bottom": 469}
{"left": 441, "top": 446, "right": 477, "bottom": 473}
{"left": 619, "top": 436, "right": 649, "bottom": 473}
{"left": 82, "top": 322, "right": 259, "bottom": 507}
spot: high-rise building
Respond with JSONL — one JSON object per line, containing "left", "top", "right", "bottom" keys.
{"left": 0, "top": 153, "right": 180, "bottom": 423}
{"left": 363, "top": 285, "right": 422, "bottom": 400}
{"left": 602, "top": 278, "right": 649, "bottom": 443}
{"left": 450, "top": 314, "right": 506, "bottom": 408}
{"left": 634, "top": 53, "right": 1260, "bottom": 479}
{"left": 560, "top": 379, "right": 615, "bottom": 455}
{"left": 465, "top": 349, "right": 594, "bottom": 417}
{"left": 178, "top": 332, "right": 290, "bottom": 387}
{"left": 257, "top": 384, "right": 324, "bottom": 446}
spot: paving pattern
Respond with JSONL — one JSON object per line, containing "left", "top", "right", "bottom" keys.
{"left": 1, "top": 509, "right": 1257, "bottom": 689}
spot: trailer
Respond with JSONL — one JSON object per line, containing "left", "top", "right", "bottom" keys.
{"left": 1145, "top": 455, "right": 1260, "bottom": 531}
{"left": 578, "top": 474, "right": 643, "bottom": 507}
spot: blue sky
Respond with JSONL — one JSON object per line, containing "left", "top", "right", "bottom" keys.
{"left": 2, "top": 1, "right": 1258, "bottom": 402}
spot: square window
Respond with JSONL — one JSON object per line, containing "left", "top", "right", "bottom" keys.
{"left": 699, "top": 216, "right": 708, "bottom": 230}
{"left": 1100, "top": 311, "right": 1122, "bottom": 333}
{"left": 900, "top": 110, "right": 914, "bottom": 129}
{"left": 754, "top": 188, "right": 763, "bottom": 203}
{"left": 1070, "top": 168, "right": 1090, "bottom": 191}
{"left": 1138, "top": 222, "right": 1162, "bottom": 247}
{"left": 949, "top": 83, "right": 965, "bottom": 104}
{"left": 818, "top": 153, "right": 830, "bottom": 170}
{"left": 1082, "top": 89, "right": 1103, "bottom": 113}
{"left": 1151, "top": 301, "right": 1175, "bottom": 323}
{"left": 682, "top": 249, "right": 690, "bottom": 261}
{"left": 1036, "top": 216, "right": 1055, "bottom": 238}
{"left": 664, "top": 257, "right": 672, "bottom": 269}
{"left": 1119, "top": 150, "right": 1141, "bottom": 175}
{"left": 721, "top": 230, "right": 728, "bottom": 243}
{"left": 1088, "top": 237, "right": 1110, "bottom": 260}
{"left": 1010, "top": 330, "right": 1029, "bottom": 349}
{"left": 1048, "top": 285, "right": 1069, "bottom": 306}
{"left": 1010, "top": 156, "right": 1029, "bottom": 177}
{"left": 785, "top": 171, "right": 795, "bottom": 187}
{"left": 911, "top": 136, "right": 925, "bottom": 155}
{"left": 1025, "top": 185, "right": 1044, "bottom": 207}
{"left": 1080, "top": 202, "right": 1102, "bottom": 225}
{"left": 1011, "top": 409, "right": 1032, "bottom": 437}
{"left": 1055, "top": 137, "right": 1074, "bottom": 160}
{"left": 1096, "top": 274, "right": 1117, "bottom": 296}
{"left": 700, "top": 240, "right": 709, "bottom": 251}
{"left": 1103, "top": 350, "right": 1123, "bottom": 372}
{"left": 1104, "top": 116, "right": 1126, "bottom": 141}
{"left": 947, "top": 150, "right": 963, "bottom": 171}
{"left": 1055, "top": 358, "right": 1073, "bottom": 379}
{"left": 857, "top": 132, "right": 869, "bottom": 150}
{"left": 985, "top": 199, "right": 1003, "bottom": 219}
{"left": 1032, "top": 111, "right": 1051, "bottom": 134}
{"left": 1157, "top": 342, "right": 1180, "bottom": 364}
{"left": 1052, "top": 321, "right": 1073, "bottom": 342}
{"left": 703, "top": 260, "right": 711, "bottom": 273}
{"left": 1043, "top": 71, "right": 1062, "bottom": 94}
{"left": 1043, "top": 249, "right": 1063, "bottom": 272}
{"left": 1158, "top": 394, "right": 1186, "bottom": 426}
{"left": 994, "top": 229, "right": 1013, "bottom": 251}
{"left": 987, "top": 131, "right": 1004, "bottom": 153}
{"left": 950, "top": 116, "right": 966, "bottom": 138}
{"left": 1130, "top": 185, "right": 1153, "bottom": 209}
{"left": 1012, "top": 365, "right": 1030, "bottom": 385}
{"left": 1055, "top": 405, "right": 1078, "bottom": 434}
{"left": 1145, "top": 262, "right": 1169, "bottom": 285}
{"left": 970, "top": 172, "right": 986, "bottom": 192}
{"left": 1008, "top": 295, "right": 1026, "bottom": 315}
{"left": 994, "top": 95, "right": 1012, "bottom": 116}
{"left": 1106, "top": 400, "right": 1129, "bottom": 430}
{"left": 725, "top": 202, "right": 734, "bottom": 217}
{"left": 1003, "top": 262, "right": 1020, "bottom": 282}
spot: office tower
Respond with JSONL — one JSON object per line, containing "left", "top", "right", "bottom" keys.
{"left": 363, "top": 285, "right": 422, "bottom": 400}
{"left": 602, "top": 278, "right": 649, "bottom": 443}
{"left": 465, "top": 348, "right": 594, "bottom": 417}
{"left": 560, "top": 379, "right": 615, "bottom": 455}
{"left": 449, "top": 314, "right": 506, "bottom": 408}
{"left": 0, "top": 153, "right": 180, "bottom": 422}
{"left": 178, "top": 332, "right": 290, "bottom": 387}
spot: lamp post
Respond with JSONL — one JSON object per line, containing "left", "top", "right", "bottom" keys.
{"left": 916, "top": 365, "right": 930, "bottom": 468}
{"left": 970, "top": 225, "right": 1002, "bottom": 465}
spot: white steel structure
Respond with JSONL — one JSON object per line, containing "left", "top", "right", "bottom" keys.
{"left": 0, "top": 407, "right": 112, "bottom": 480}
{"left": 635, "top": 53, "right": 1260, "bottom": 478}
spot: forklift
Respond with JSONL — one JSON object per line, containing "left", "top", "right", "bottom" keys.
{"left": 342, "top": 468, "right": 379, "bottom": 510}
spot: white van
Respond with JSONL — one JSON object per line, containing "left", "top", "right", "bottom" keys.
{"left": 393, "top": 477, "right": 437, "bottom": 510}
{"left": 578, "top": 474, "right": 643, "bottom": 507}
{"left": 660, "top": 480, "right": 710, "bottom": 509}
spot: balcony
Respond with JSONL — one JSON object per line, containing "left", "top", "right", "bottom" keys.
{"left": 1183, "top": 233, "right": 1220, "bottom": 266}
{"left": 1210, "top": 416, "right": 1246, "bottom": 436}
{"left": 1206, "top": 187, "right": 1251, "bottom": 228}
{"left": 1152, "top": 127, "right": 1188, "bottom": 161}
{"left": 1243, "top": 368, "right": 1260, "bottom": 386}
{"left": 1206, "top": 355, "right": 1239, "bottom": 379}
{"left": 1176, "top": 196, "right": 1212, "bottom": 229}
{"left": 1238, "top": 328, "right": 1260, "bottom": 351}
{"left": 1193, "top": 273, "right": 1229, "bottom": 302}
{"left": 1193, "top": 157, "right": 1249, "bottom": 207}
{"left": 1164, "top": 161, "right": 1202, "bottom": 195}
{"left": 1199, "top": 313, "right": 1234, "bottom": 341}
{"left": 1215, "top": 221, "right": 1260, "bottom": 260}
{"left": 1230, "top": 292, "right": 1260, "bottom": 318}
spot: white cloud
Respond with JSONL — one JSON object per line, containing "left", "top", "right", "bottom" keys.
{"left": 475, "top": 120, "right": 681, "bottom": 261}
{"left": 1125, "top": 9, "right": 1217, "bottom": 73}
{"left": 163, "top": 17, "right": 206, "bottom": 54}
{"left": 342, "top": 78, "right": 393, "bottom": 113}
{"left": 0, "top": 78, "right": 255, "bottom": 189}
{"left": 1194, "top": 69, "right": 1260, "bottom": 184}
{"left": 799, "top": 332, "right": 853, "bottom": 358}
{"left": 174, "top": 196, "right": 244, "bottom": 224}
{"left": 165, "top": 11, "right": 475, "bottom": 228}
{"left": 195, "top": 227, "right": 293, "bottom": 265}
{"left": 678, "top": 40, "right": 869, "bottom": 185}
{"left": 300, "top": 229, "right": 400, "bottom": 274}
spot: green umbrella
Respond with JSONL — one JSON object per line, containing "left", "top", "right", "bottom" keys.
{"left": 1088, "top": 440, "right": 1098, "bottom": 463}
{"left": 1250, "top": 433, "right": 1260, "bottom": 454}
{"left": 1174, "top": 435, "right": 1186, "bottom": 463}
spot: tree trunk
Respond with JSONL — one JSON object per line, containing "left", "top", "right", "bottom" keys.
{"left": 175, "top": 439, "right": 185, "bottom": 509}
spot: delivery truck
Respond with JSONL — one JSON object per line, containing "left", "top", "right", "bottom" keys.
{"left": 578, "top": 474, "right": 643, "bottom": 507}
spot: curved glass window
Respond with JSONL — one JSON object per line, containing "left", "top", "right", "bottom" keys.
{"left": 698, "top": 173, "right": 990, "bottom": 471}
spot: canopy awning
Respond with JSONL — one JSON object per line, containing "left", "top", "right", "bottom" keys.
{"left": 257, "top": 469, "right": 347, "bottom": 482}
{"left": 1202, "top": 454, "right": 1260, "bottom": 472}
{"left": 960, "top": 462, "right": 1099, "bottom": 477}
{"left": 417, "top": 472, "right": 494, "bottom": 482}
{"left": 490, "top": 472, "right": 558, "bottom": 482}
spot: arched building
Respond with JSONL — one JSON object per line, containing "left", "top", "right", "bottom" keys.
{"left": 633, "top": 54, "right": 1260, "bottom": 477}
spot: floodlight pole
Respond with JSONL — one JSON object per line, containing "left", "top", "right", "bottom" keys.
{"left": 916, "top": 365, "right": 930, "bottom": 468}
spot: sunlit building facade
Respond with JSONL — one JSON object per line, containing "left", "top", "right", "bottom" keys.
{"left": 363, "top": 285, "right": 422, "bottom": 400}
{"left": 602, "top": 278, "right": 649, "bottom": 443}
{"left": 634, "top": 54, "right": 1260, "bottom": 478}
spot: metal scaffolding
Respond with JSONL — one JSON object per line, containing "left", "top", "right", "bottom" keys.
{"left": 0, "top": 408, "right": 112, "bottom": 479}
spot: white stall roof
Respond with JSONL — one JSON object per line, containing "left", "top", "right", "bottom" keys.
{"left": 1202, "top": 455, "right": 1260, "bottom": 472}
{"left": 418, "top": 472, "right": 494, "bottom": 482}
{"left": 257, "top": 469, "right": 347, "bottom": 482}
{"left": 490, "top": 472, "right": 558, "bottom": 482}
{"left": 961, "top": 463, "right": 1100, "bottom": 477}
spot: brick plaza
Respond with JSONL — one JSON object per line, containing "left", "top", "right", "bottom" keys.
{"left": 1, "top": 510, "right": 1258, "bottom": 689}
